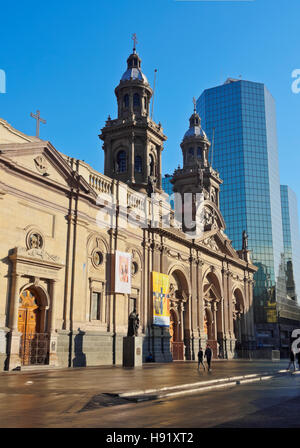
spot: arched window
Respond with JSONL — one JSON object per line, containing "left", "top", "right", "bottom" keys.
{"left": 197, "top": 147, "right": 202, "bottom": 159}
{"left": 123, "top": 94, "right": 129, "bottom": 108}
{"left": 149, "top": 154, "right": 154, "bottom": 176}
{"left": 135, "top": 155, "right": 142, "bottom": 173}
{"left": 116, "top": 150, "right": 127, "bottom": 173}
{"left": 188, "top": 147, "right": 194, "bottom": 159}
{"left": 133, "top": 93, "right": 140, "bottom": 107}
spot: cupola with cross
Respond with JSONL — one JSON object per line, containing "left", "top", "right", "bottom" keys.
{"left": 99, "top": 34, "right": 167, "bottom": 194}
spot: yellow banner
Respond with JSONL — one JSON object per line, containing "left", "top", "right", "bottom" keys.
{"left": 152, "top": 272, "right": 170, "bottom": 327}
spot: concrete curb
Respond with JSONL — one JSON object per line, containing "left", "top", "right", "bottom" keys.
{"left": 119, "top": 369, "right": 288, "bottom": 401}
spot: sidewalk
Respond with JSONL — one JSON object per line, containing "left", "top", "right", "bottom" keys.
{"left": 0, "top": 359, "right": 292, "bottom": 397}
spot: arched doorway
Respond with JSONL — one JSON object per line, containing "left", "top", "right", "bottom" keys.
{"left": 170, "top": 308, "right": 184, "bottom": 360}
{"left": 233, "top": 288, "right": 245, "bottom": 349}
{"left": 203, "top": 271, "right": 223, "bottom": 358}
{"left": 168, "top": 268, "right": 191, "bottom": 361}
{"left": 18, "top": 289, "right": 49, "bottom": 366}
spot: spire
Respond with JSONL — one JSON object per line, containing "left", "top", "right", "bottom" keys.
{"left": 121, "top": 34, "right": 147, "bottom": 83}
{"left": 132, "top": 33, "right": 138, "bottom": 54}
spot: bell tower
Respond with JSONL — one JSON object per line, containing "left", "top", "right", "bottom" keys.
{"left": 172, "top": 101, "right": 223, "bottom": 233}
{"left": 99, "top": 35, "right": 167, "bottom": 194}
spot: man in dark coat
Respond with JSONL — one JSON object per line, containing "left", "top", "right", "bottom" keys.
{"left": 287, "top": 349, "right": 296, "bottom": 372}
{"left": 205, "top": 344, "right": 212, "bottom": 371}
{"left": 197, "top": 347, "right": 205, "bottom": 371}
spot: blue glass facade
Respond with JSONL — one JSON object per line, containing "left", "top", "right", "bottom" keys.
{"left": 197, "top": 79, "right": 285, "bottom": 322}
{"left": 162, "top": 174, "right": 173, "bottom": 196}
{"left": 280, "top": 185, "right": 300, "bottom": 302}
{"left": 162, "top": 174, "right": 174, "bottom": 209}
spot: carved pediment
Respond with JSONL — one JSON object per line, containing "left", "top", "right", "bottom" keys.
{"left": 0, "top": 140, "right": 95, "bottom": 198}
{"left": 13, "top": 247, "right": 62, "bottom": 265}
{"left": 202, "top": 236, "right": 220, "bottom": 252}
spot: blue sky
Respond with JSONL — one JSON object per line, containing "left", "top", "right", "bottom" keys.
{"left": 1, "top": 0, "right": 300, "bottom": 201}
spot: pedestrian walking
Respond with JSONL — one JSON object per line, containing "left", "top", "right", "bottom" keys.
{"left": 197, "top": 347, "right": 205, "bottom": 371}
{"left": 287, "top": 348, "right": 296, "bottom": 371}
{"left": 205, "top": 344, "right": 212, "bottom": 371}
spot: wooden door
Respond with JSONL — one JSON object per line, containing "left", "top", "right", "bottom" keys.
{"left": 18, "top": 290, "right": 39, "bottom": 365}
{"left": 170, "top": 310, "right": 184, "bottom": 361}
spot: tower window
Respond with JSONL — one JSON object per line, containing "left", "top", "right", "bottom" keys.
{"left": 149, "top": 154, "right": 154, "bottom": 176}
{"left": 188, "top": 147, "right": 194, "bottom": 159}
{"left": 197, "top": 147, "right": 202, "bottom": 159}
{"left": 135, "top": 156, "right": 142, "bottom": 173}
{"left": 123, "top": 94, "right": 129, "bottom": 108}
{"left": 116, "top": 150, "right": 127, "bottom": 173}
{"left": 133, "top": 93, "right": 140, "bottom": 107}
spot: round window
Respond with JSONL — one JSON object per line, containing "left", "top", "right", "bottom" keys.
{"left": 131, "top": 261, "right": 139, "bottom": 276}
{"left": 92, "top": 251, "right": 103, "bottom": 267}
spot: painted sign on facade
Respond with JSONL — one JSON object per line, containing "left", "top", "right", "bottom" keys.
{"left": 152, "top": 271, "right": 170, "bottom": 327}
{"left": 115, "top": 250, "right": 132, "bottom": 294}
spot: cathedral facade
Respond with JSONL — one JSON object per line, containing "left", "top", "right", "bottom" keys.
{"left": 0, "top": 45, "right": 256, "bottom": 371}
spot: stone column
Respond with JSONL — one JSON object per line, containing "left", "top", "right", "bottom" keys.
{"left": 49, "top": 279, "right": 59, "bottom": 366}
{"left": 248, "top": 280, "right": 256, "bottom": 343}
{"left": 143, "top": 138, "right": 149, "bottom": 184}
{"left": 179, "top": 303, "right": 185, "bottom": 343}
{"left": 157, "top": 146, "right": 162, "bottom": 190}
{"left": 222, "top": 268, "right": 229, "bottom": 338}
{"left": 243, "top": 276, "right": 250, "bottom": 345}
{"left": 198, "top": 260, "right": 206, "bottom": 346}
{"left": 8, "top": 273, "right": 22, "bottom": 370}
{"left": 227, "top": 270, "right": 235, "bottom": 358}
{"left": 130, "top": 134, "right": 135, "bottom": 183}
{"left": 212, "top": 303, "right": 217, "bottom": 341}
{"left": 227, "top": 271, "right": 234, "bottom": 337}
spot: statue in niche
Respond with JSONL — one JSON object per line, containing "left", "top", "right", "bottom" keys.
{"left": 127, "top": 308, "right": 140, "bottom": 337}
{"left": 147, "top": 176, "right": 155, "bottom": 197}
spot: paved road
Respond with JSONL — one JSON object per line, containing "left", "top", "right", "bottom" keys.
{"left": 0, "top": 360, "right": 299, "bottom": 428}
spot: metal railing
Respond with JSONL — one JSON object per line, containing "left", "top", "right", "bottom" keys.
{"left": 20, "top": 333, "right": 49, "bottom": 366}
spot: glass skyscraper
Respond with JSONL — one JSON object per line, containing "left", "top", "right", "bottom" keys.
{"left": 197, "top": 79, "right": 294, "bottom": 343}
{"left": 280, "top": 185, "right": 300, "bottom": 302}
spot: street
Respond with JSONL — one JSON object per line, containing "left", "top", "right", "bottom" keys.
{"left": 0, "top": 361, "right": 299, "bottom": 428}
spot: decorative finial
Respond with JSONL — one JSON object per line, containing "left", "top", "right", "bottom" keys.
{"left": 132, "top": 33, "right": 138, "bottom": 53}
{"left": 193, "top": 97, "right": 196, "bottom": 113}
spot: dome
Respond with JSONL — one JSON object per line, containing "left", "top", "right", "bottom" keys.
{"left": 120, "top": 50, "right": 149, "bottom": 84}
{"left": 184, "top": 125, "right": 207, "bottom": 139}
{"left": 121, "top": 67, "right": 148, "bottom": 83}
{"left": 183, "top": 111, "right": 207, "bottom": 140}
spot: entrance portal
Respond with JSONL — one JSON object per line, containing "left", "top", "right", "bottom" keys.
{"left": 170, "top": 309, "right": 184, "bottom": 361}
{"left": 18, "top": 289, "right": 49, "bottom": 366}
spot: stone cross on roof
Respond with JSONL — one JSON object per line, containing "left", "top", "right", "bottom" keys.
{"left": 30, "top": 110, "right": 46, "bottom": 138}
